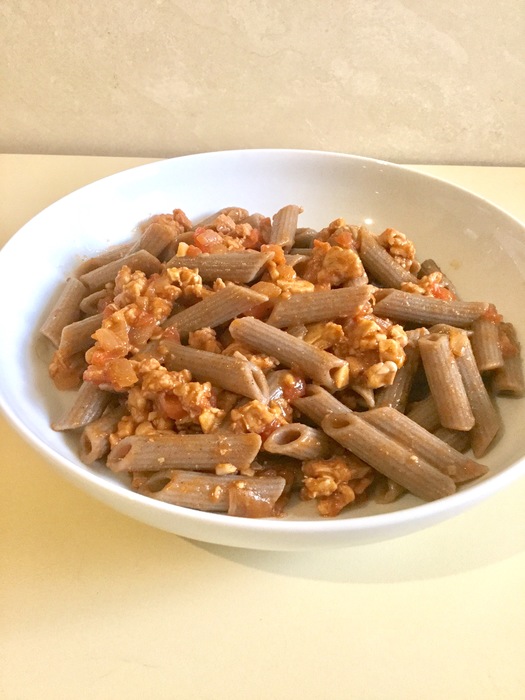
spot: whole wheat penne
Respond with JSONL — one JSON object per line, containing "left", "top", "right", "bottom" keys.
{"left": 266, "top": 204, "right": 302, "bottom": 249}
{"left": 74, "top": 242, "right": 131, "bottom": 276}
{"left": 159, "top": 231, "right": 195, "bottom": 261}
{"left": 359, "top": 228, "right": 418, "bottom": 287}
{"left": 40, "top": 277, "right": 88, "bottom": 346}
{"left": 471, "top": 317, "right": 504, "bottom": 371}
{"left": 79, "top": 405, "right": 127, "bottom": 464}
{"left": 107, "top": 433, "right": 262, "bottom": 473}
{"left": 79, "top": 289, "right": 110, "bottom": 316}
{"left": 374, "top": 330, "right": 423, "bottom": 411}
{"left": 165, "top": 251, "right": 273, "bottom": 284}
{"left": 373, "top": 477, "right": 407, "bottom": 504}
{"left": 363, "top": 407, "right": 487, "bottom": 484}
{"left": 138, "top": 469, "right": 285, "bottom": 517}
{"left": 433, "top": 427, "right": 471, "bottom": 453}
{"left": 374, "top": 290, "right": 489, "bottom": 327}
{"left": 193, "top": 207, "right": 249, "bottom": 228}
{"left": 52, "top": 381, "right": 112, "bottom": 431}
{"left": 292, "top": 384, "right": 349, "bottom": 425}
{"left": 227, "top": 474, "right": 288, "bottom": 517}
{"left": 79, "top": 250, "right": 162, "bottom": 292}
{"left": 292, "top": 228, "right": 317, "bottom": 247}
{"left": 164, "top": 285, "right": 268, "bottom": 338}
{"left": 263, "top": 423, "right": 334, "bottom": 460}
{"left": 128, "top": 221, "right": 176, "bottom": 258}
{"left": 492, "top": 323, "right": 525, "bottom": 396}
{"left": 289, "top": 247, "right": 314, "bottom": 257}
{"left": 58, "top": 313, "right": 104, "bottom": 357}
{"left": 283, "top": 253, "right": 310, "bottom": 268}
{"left": 406, "top": 395, "right": 441, "bottom": 432}
{"left": 418, "top": 333, "right": 475, "bottom": 431}
{"left": 267, "top": 285, "right": 372, "bottom": 328}
{"left": 293, "top": 227, "right": 319, "bottom": 248}
{"left": 345, "top": 273, "right": 370, "bottom": 288}
{"left": 240, "top": 212, "right": 266, "bottom": 228}
{"left": 418, "top": 259, "right": 460, "bottom": 298}
{"left": 454, "top": 332, "right": 502, "bottom": 457}
{"left": 322, "top": 412, "right": 456, "bottom": 501}
{"left": 229, "top": 317, "right": 348, "bottom": 391}
{"left": 162, "top": 341, "right": 269, "bottom": 402}
{"left": 493, "top": 360, "right": 525, "bottom": 396}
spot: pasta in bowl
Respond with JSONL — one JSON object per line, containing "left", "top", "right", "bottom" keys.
{"left": 1, "top": 150, "right": 525, "bottom": 549}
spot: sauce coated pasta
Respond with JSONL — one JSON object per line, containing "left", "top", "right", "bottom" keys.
{"left": 42, "top": 205, "right": 524, "bottom": 518}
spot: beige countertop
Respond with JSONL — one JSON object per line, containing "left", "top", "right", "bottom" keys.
{"left": 2, "top": 155, "right": 525, "bottom": 700}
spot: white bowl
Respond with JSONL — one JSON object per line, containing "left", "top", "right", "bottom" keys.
{"left": 1, "top": 149, "right": 525, "bottom": 550}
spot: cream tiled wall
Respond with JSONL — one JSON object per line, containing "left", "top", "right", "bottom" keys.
{"left": 2, "top": 0, "right": 524, "bottom": 164}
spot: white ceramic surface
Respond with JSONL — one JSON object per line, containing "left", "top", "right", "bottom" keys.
{"left": 1, "top": 149, "right": 525, "bottom": 550}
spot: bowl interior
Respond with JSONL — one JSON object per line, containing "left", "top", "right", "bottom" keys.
{"left": 1, "top": 149, "right": 525, "bottom": 547}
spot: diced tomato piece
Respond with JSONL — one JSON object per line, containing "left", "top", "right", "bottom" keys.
{"left": 102, "top": 302, "right": 119, "bottom": 320}
{"left": 106, "top": 358, "right": 138, "bottom": 389}
{"left": 88, "top": 346, "right": 127, "bottom": 366}
{"left": 429, "top": 285, "right": 455, "bottom": 301}
{"left": 185, "top": 245, "right": 202, "bottom": 257}
{"left": 193, "top": 228, "right": 224, "bottom": 252}
{"left": 244, "top": 300, "right": 273, "bottom": 320}
{"left": 161, "top": 326, "right": 181, "bottom": 343}
{"left": 242, "top": 228, "right": 260, "bottom": 250}
{"left": 158, "top": 393, "right": 187, "bottom": 420}
{"left": 330, "top": 229, "right": 356, "bottom": 249}
{"left": 259, "top": 418, "right": 283, "bottom": 442}
{"left": 281, "top": 375, "right": 307, "bottom": 402}
{"left": 482, "top": 304, "right": 503, "bottom": 324}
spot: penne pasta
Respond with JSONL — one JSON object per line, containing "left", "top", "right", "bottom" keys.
{"left": 433, "top": 427, "right": 471, "bottom": 453}
{"left": 74, "top": 242, "right": 131, "bottom": 276}
{"left": 418, "top": 333, "right": 475, "bottom": 431}
{"left": 162, "top": 341, "right": 269, "bottom": 402}
{"left": 492, "top": 323, "right": 525, "bottom": 396}
{"left": 107, "top": 433, "right": 262, "bottom": 473}
{"left": 454, "top": 331, "right": 502, "bottom": 457}
{"left": 374, "top": 330, "right": 423, "bottom": 411}
{"left": 471, "top": 317, "right": 504, "bottom": 371}
{"left": 418, "top": 259, "right": 460, "bottom": 298}
{"left": 57, "top": 313, "right": 104, "bottom": 357}
{"left": 128, "top": 221, "right": 177, "bottom": 258}
{"left": 229, "top": 317, "right": 349, "bottom": 391}
{"left": 164, "top": 285, "right": 268, "bottom": 337}
{"left": 292, "top": 384, "right": 349, "bottom": 425}
{"left": 374, "top": 290, "right": 489, "bottom": 327}
{"left": 79, "top": 405, "right": 127, "bottom": 464}
{"left": 359, "top": 228, "right": 418, "bottom": 287}
{"left": 263, "top": 423, "right": 334, "bottom": 461}
{"left": 406, "top": 395, "right": 441, "bottom": 432}
{"left": 165, "top": 250, "right": 274, "bottom": 284}
{"left": 362, "top": 406, "right": 488, "bottom": 484}
{"left": 79, "top": 289, "right": 110, "bottom": 316}
{"left": 289, "top": 247, "right": 314, "bottom": 257}
{"left": 266, "top": 204, "right": 302, "bottom": 249}
{"left": 293, "top": 228, "right": 319, "bottom": 248}
{"left": 322, "top": 412, "right": 456, "bottom": 501}
{"left": 40, "top": 277, "right": 88, "bottom": 347}
{"left": 79, "top": 250, "right": 162, "bottom": 292}
{"left": 267, "top": 285, "right": 372, "bottom": 328}
{"left": 283, "top": 253, "right": 310, "bottom": 268}
{"left": 193, "top": 207, "right": 249, "bottom": 228}
{"left": 139, "top": 469, "right": 286, "bottom": 517}
{"left": 52, "top": 381, "right": 112, "bottom": 431}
